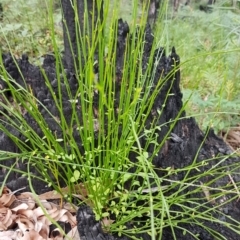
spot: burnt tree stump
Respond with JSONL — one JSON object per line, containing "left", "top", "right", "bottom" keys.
{"left": 0, "top": 19, "right": 240, "bottom": 239}
{"left": 77, "top": 20, "right": 240, "bottom": 240}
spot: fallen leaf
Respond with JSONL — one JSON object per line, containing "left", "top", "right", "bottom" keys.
{"left": 0, "top": 185, "right": 78, "bottom": 240}
{"left": 64, "top": 226, "right": 80, "bottom": 240}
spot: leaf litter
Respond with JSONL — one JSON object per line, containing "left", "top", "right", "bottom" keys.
{"left": 0, "top": 185, "right": 82, "bottom": 240}
{"left": 220, "top": 125, "right": 240, "bottom": 154}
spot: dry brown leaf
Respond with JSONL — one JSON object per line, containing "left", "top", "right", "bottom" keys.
{"left": 12, "top": 203, "right": 30, "bottom": 212}
{"left": 64, "top": 226, "right": 80, "bottom": 240}
{"left": 101, "top": 217, "right": 115, "bottom": 227}
{"left": 40, "top": 200, "right": 77, "bottom": 213}
{"left": 45, "top": 208, "right": 77, "bottom": 227}
{"left": 71, "top": 193, "right": 89, "bottom": 202}
{"left": 101, "top": 217, "right": 115, "bottom": 233}
{"left": 0, "top": 222, "right": 7, "bottom": 231}
{"left": 0, "top": 207, "right": 15, "bottom": 230}
{"left": 17, "top": 192, "right": 35, "bottom": 200}
{"left": 64, "top": 212, "right": 77, "bottom": 227}
{"left": 38, "top": 220, "right": 49, "bottom": 239}
{"left": 0, "top": 230, "right": 18, "bottom": 240}
{"left": 39, "top": 191, "right": 62, "bottom": 201}
{"left": 0, "top": 185, "right": 78, "bottom": 240}
{"left": 219, "top": 125, "right": 240, "bottom": 152}
{"left": 16, "top": 229, "right": 45, "bottom": 240}
{"left": 39, "top": 183, "right": 88, "bottom": 201}
{"left": 1, "top": 186, "right": 12, "bottom": 195}
{"left": 50, "top": 228, "right": 64, "bottom": 240}
{"left": 62, "top": 202, "right": 78, "bottom": 213}
{"left": 40, "top": 200, "right": 60, "bottom": 210}
{"left": 17, "top": 209, "right": 38, "bottom": 222}
{"left": 16, "top": 192, "right": 36, "bottom": 210}
{"left": 0, "top": 187, "right": 16, "bottom": 207}
{"left": 47, "top": 207, "right": 65, "bottom": 220}
{"left": 16, "top": 215, "right": 35, "bottom": 231}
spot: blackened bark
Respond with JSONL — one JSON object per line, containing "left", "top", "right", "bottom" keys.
{"left": 0, "top": 3, "right": 3, "bottom": 20}
{"left": 61, "top": 0, "right": 103, "bottom": 72}
{"left": 147, "top": 0, "right": 160, "bottom": 24}
{"left": 199, "top": 0, "right": 216, "bottom": 12}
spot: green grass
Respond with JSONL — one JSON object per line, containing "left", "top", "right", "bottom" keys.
{"left": 0, "top": 0, "right": 63, "bottom": 60}
{"left": 1, "top": 0, "right": 240, "bottom": 239}
{"left": 166, "top": 7, "right": 240, "bottom": 132}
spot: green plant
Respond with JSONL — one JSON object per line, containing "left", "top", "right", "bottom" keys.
{"left": 0, "top": 0, "right": 172, "bottom": 232}
{"left": 166, "top": 9, "right": 240, "bottom": 132}
{"left": 0, "top": 0, "right": 63, "bottom": 60}
{"left": 1, "top": 1, "right": 240, "bottom": 239}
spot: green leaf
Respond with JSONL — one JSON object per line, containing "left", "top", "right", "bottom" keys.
{"left": 102, "top": 212, "right": 109, "bottom": 217}
{"left": 70, "top": 170, "right": 80, "bottom": 183}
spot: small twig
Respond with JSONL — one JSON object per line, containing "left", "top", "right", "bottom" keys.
{"left": 200, "top": 181, "right": 216, "bottom": 205}
{"left": 228, "top": 174, "right": 240, "bottom": 201}
{"left": 11, "top": 187, "right": 26, "bottom": 195}
{"left": 130, "top": 185, "right": 170, "bottom": 194}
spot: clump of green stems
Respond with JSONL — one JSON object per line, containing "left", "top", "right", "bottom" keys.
{"left": 0, "top": 0, "right": 240, "bottom": 239}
